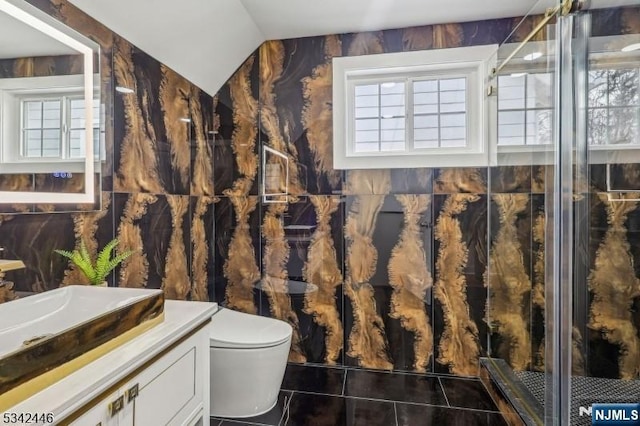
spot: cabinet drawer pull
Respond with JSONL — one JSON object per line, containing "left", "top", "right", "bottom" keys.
{"left": 126, "top": 383, "right": 139, "bottom": 402}
{"left": 108, "top": 395, "right": 124, "bottom": 417}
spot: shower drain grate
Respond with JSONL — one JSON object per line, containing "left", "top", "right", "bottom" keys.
{"left": 514, "top": 371, "right": 640, "bottom": 426}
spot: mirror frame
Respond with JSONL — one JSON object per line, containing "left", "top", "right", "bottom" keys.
{"left": 0, "top": 0, "right": 97, "bottom": 204}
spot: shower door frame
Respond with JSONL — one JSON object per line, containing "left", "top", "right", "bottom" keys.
{"left": 545, "top": 2, "right": 590, "bottom": 424}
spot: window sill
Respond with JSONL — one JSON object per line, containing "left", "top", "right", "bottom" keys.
{"left": 0, "top": 160, "right": 102, "bottom": 174}
{"left": 335, "top": 150, "right": 491, "bottom": 169}
{"left": 497, "top": 146, "right": 640, "bottom": 166}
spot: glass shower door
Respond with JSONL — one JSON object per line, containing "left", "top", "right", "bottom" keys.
{"left": 485, "top": 1, "right": 559, "bottom": 424}
{"left": 525, "top": 2, "right": 640, "bottom": 423}
{"left": 567, "top": 1, "right": 640, "bottom": 424}
{"left": 486, "top": 1, "right": 640, "bottom": 424}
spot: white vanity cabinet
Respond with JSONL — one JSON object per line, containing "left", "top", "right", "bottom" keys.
{"left": 70, "top": 326, "right": 208, "bottom": 426}
{"left": 4, "top": 301, "right": 217, "bottom": 426}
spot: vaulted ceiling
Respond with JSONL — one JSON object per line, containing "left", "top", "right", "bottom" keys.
{"left": 67, "top": 0, "right": 637, "bottom": 95}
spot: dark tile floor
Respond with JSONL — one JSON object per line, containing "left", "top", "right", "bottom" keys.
{"left": 211, "top": 364, "right": 509, "bottom": 426}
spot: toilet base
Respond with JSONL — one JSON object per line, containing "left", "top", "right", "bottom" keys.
{"left": 221, "top": 397, "right": 278, "bottom": 419}
{"left": 209, "top": 339, "right": 291, "bottom": 418}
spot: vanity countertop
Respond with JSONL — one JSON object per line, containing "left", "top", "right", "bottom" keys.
{"left": 2, "top": 300, "right": 218, "bottom": 425}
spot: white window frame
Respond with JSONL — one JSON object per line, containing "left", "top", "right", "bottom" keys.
{"left": 19, "top": 93, "right": 88, "bottom": 160}
{"left": 0, "top": 74, "right": 103, "bottom": 173}
{"left": 333, "top": 44, "right": 498, "bottom": 169}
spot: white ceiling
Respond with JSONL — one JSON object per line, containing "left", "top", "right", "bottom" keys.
{"left": 0, "top": 12, "right": 77, "bottom": 59}
{"left": 67, "top": 0, "right": 639, "bottom": 96}
{"left": 239, "top": 0, "right": 541, "bottom": 40}
{"left": 68, "top": 0, "right": 264, "bottom": 96}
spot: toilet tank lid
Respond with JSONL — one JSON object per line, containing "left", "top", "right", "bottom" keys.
{"left": 209, "top": 308, "right": 293, "bottom": 348}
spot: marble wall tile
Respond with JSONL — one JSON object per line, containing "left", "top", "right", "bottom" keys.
{"left": 190, "top": 89, "right": 215, "bottom": 197}
{"left": 263, "top": 36, "right": 346, "bottom": 195}
{"left": 606, "top": 164, "right": 640, "bottom": 192}
{"left": 591, "top": 6, "right": 640, "bottom": 37}
{"left": 0, "top": 175, "right": 34, "bottom": 214}
{"left": 0, "top": 191, "right": 114, "bottom": 293}
{"left": 256, "top": 195, "right": 344, "bottom": 363}
{"left": 432, "top": 193, "right": 487, "bottom": 375}
{"left": 529, "top": 194, "right": 545, "bottom": 371}
{"left": 113, "top": 193, "right": 190, "bottom": 294}
{"left": 301, "top": 36, "right": 344, "bottom": 194}
{"left": 190, "top": 196, "right": 216, "bottom": 302}
{"left": 590, "top": 164, "right": 608, "bottom": 193}
{"left": 113, "top": 40, "right": 194, "bottom": 195}
{"left": 0, "top": 55, "right": 83, "bottom": 78}
{"left": 285, "top": 196, "right": 344, "bottom": 364}
{"left": 342, "top": 172, "right": 394, "bottom": 369}
{"left": 213, "top": 196, "right": 262, "bottom": 311}
{"left": 588, "top": 193, "right": 640, "bottom": 379}
{"left": 214, "top": 53, "right": 260, "bottom": 196}
{"left": 259, "top": 41, "right": 307, "bottom": 198}
{"left": 386, "top": 195, "right": 434, "bottom": 372}
{"left": 260, "top": 200, "right": 307, "bottom": 362}
{"left": 486, "top": 193, "right": 533, "bottom": 371}
{"left": 32, "top": 174, "right": 102, "bottom": 213}
{"left": 434, "top": 168, "right": 488, "bottom": 194}
{"left": 490, "top": 166, "right": 532, "bottom": 193}
{"left": 342, "top": 194, "right": 435, "bottom": 372}
{"left": 344, "top": 169, "right": 433, "bottom": 195}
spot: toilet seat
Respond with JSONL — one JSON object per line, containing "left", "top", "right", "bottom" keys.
{"left": 209, "top": 308, "right": 293, "bottom": 349}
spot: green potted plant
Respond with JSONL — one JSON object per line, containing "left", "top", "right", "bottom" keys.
{"left": 55, "top": 238, "right": 134, "bottom": 286}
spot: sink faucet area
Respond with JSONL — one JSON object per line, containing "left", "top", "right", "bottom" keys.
{"left": 0, "top": 286, "right": 164, "bottom": 412}
{"left": 0, "top": 259, "right": 25, "bottom": 304}
{"left": 0, "top": 259, "right": 25, "bottom": 275}
{"left": 0, "top": 259, "right": 25, "bottom": 287}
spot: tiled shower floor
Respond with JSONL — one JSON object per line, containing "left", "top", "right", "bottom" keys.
{"left": 514, "top": 370, "right": 640, "bottom": 426}
{"left": 211, "top": 364, "right": 508, "bottom": 426}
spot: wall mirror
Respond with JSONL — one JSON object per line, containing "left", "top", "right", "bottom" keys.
{"left": 0, "top": 0, "right": 101, "bottom": 206}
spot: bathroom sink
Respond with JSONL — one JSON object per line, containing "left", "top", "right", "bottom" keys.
{"left": 0, "top": 285, "right": 164, "bottom": 411}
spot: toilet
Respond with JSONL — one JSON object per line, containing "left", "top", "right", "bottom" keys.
{"left": 209, "top": 308, "right": 293, "bottom": 418}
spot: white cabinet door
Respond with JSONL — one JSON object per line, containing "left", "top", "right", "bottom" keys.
{"left": 131, "top": 329, "right": 207, "bottom": 426}
{"left": 69, "top": 324, "right": 210, "bottom": 426}
{"left": 68, "top": 390, "right": 121, "bottom": 426}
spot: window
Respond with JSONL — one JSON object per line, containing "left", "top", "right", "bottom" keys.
{"left": 588, "top": 68, "right": 639, "bottom": 146}
{"left": 333, "top": 45, "right": 497, "bottom": 169}
{"left": 20, "top": 95, "right": 100, "bottom": 160}
{"left": 352, "top": 77, "right": 467, "bottom": 153}
{"left": 496, "top": 67, "right": 640, "bottom": 151}
{"left": 497, "top": 73, "right": 553, "bottom": 147}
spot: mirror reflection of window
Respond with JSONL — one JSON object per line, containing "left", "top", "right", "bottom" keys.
{"left": 20, "top": 96, "right": 100, "bottom": 159}
{"left": 0, "top": 0, "right": 101, "bottom": 205}
{"left": 22, "top": 99, "right": 62, "bottom": 158}
{"left": 68, "top": 97, "right": 100, "bottom": 159}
